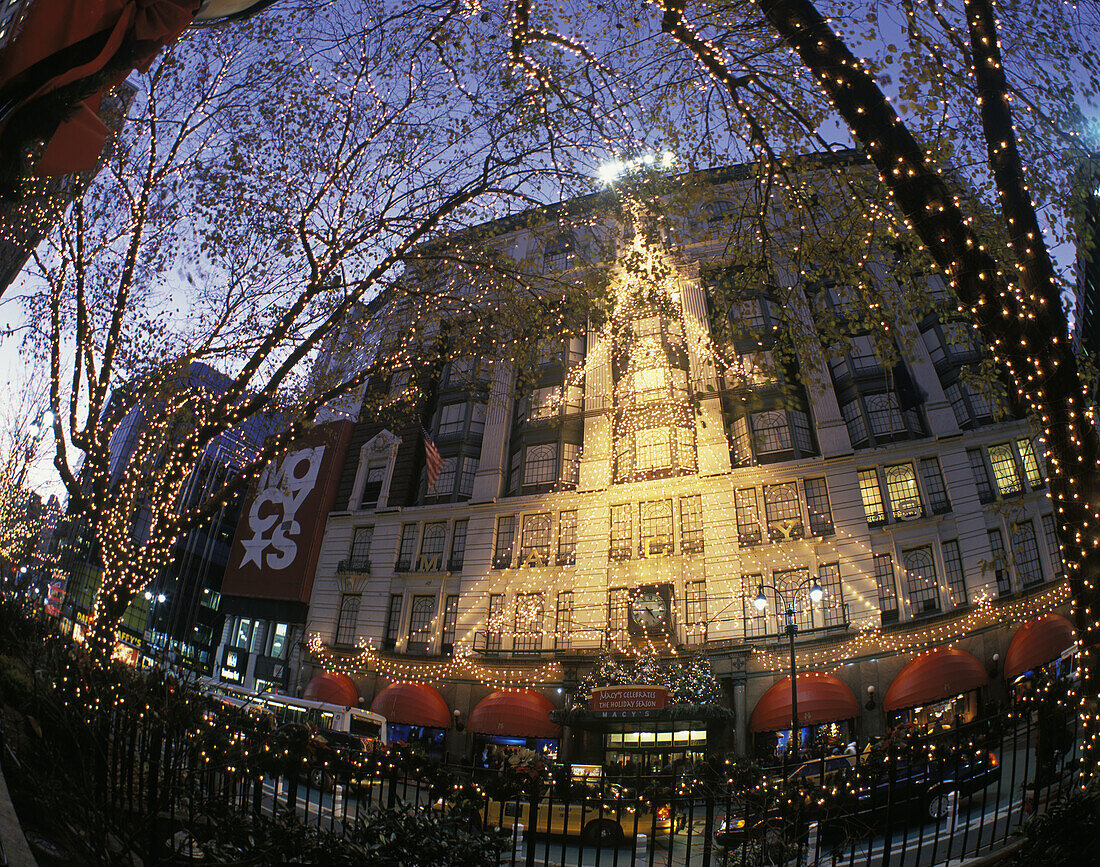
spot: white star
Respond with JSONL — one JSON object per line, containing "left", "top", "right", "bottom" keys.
{"left": 239, "top": 532, "right": 269, "bottom": 569}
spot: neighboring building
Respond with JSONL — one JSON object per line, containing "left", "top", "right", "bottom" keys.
{"left": 54, "top": 362, "right": 276, "bottom": 672}
{"left": 288, "top": 156, "right": 1066, "bottom": 764}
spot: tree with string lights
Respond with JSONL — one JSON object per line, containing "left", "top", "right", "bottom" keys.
{"left": 13, "top": 0, "right": 612, "bottom": 662}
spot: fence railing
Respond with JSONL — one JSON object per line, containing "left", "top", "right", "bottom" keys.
{"left": 90, "top": 699, "right": 1083, "bottom": 866}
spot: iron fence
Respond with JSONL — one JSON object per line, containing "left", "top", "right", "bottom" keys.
{"left": 86, "top": 698, "right": 1083, "bottom": 865}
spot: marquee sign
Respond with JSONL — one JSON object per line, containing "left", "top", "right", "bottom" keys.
{"left": 589, "top": 685, "right": 669, "bottom": 715}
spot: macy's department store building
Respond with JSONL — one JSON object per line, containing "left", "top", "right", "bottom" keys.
{"left": 210, "top": 170, "right": 1076, "bottom": 765}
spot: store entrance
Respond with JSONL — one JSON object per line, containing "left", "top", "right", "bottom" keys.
{"left": 603, "top": 725, "right": 709, "bottom": 778}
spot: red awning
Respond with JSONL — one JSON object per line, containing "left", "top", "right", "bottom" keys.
{"left": 749, "top": 672, "right": 860, "bottom": 732}
{"left": 1004, "top": 614, "right": 1076, "bottom": 681}
{"left": 467, "top": 689, "right": 560, "bottom": 739}
{"left": 370, "top": 682, "right": 451, "bottom": 729}
{"left": 883, "top": 647, "right": 987, "bottom": 712}
{"left": 303, "top": 671, "right": 359, "bottom": 707}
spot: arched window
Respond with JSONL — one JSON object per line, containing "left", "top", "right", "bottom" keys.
{"left": 407, "top": 596, "right": 437, "bottom": 649}
{"left": 752, "top": 410, "right": 792, "bottom": 454}
{"left": 702, "top": 200, "right": 736, "bottom": 223}
{"left": 902, "top": 547, "right": 940, "bottom": 615}
{"left": 335, "top": 595, "right": 360, "bottom": 646}
{"left": 523, "top": 443, "right": 558, "bottom": 486}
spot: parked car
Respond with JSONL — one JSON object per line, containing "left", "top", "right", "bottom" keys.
{"left": 439, "top": 781, "right": 673, "bottom": 847}
{"left": 715, "top": 748, "right": 1000, "bottom": 849}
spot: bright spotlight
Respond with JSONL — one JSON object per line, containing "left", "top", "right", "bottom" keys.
{"left": 598, "top": 160, "right": 625, "bottom": 184}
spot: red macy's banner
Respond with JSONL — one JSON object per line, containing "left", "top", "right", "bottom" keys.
{"left": 590, "top": 686, "right": 669, "bottom": 713}
{"left": 222, "top": 420, "right": 353, "bottom": 605}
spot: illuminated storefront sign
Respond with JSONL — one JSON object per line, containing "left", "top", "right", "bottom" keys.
{"left": 589, "top": 685, "right": 669, "bottom": 716}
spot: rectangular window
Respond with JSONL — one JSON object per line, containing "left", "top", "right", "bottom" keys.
{"left": 685, "top": 580, "right": 706, "bottom": 644}
{"left": 557, "top": 510, "right": 577, "bottom": 565}
{"left": 493, "top": 516, "right": 515, "bottom": 569}
{"left": 730, "top": 416, "right": 752, "bottom": 466}
{"left": 513, "top": 593, "right": 543, "bottom": 653}
{"left": 608, "top": 587, "right": 629, "bottom": 640}
{"left": 361, "top": 465, "right": 386, "bottom": 509}
{"left": 441, "top": 595, "right": 458, "bottom": 654}
{"left": 735, "top": 488, "right": 762, "bottom": 545}
{"left": 919, "top": 457, "right": 951, "bottom": 514}
{"left": 1042, "top": 514, "right": 1064, "bottom": 576}
{"left": 407, "top": 595, "right": 436, "bottom": 650}
{"left": 269, "top": 623, "right": 289, "bottom": 659}
{"left": 458, "top": 457, "right": 478, "bottom": 497}
{"left": 804, "top": 478, "right": 833, "bottom": 536}
{"left": 486, "top": 594, "right": 504, "bottom": 652}
{"left": 508, "top": 449, "right": 521, "bottom": 494}
{"left": 519, "top": 512, "right": 553, "bottom": 565}
{"left": 349, "top": 525, "right": 373, "bottom": 570}
{"left": 792, "top": 410, "right": 815, "bottom": 454}
{"left": 417, "top": 522, "right": 447, "bottom": 571}
{"left": 1011, "top": 520, "right": 1045, "bottom": 587}
{"left": 438, "top": 403, "right": 466, "bottom": 437}
{"left": 1017, "top": 438, "right": 1044, "bottom": 489}
{"left": 395, "top": 523, "right": 418, "bottom": 571}
{"left": 856, "top": 469, "right": 885, "bottom": 524}
{"left": 639, "top": 499, "right": 674, "bottom": 556}
{"left": 944, "top": 382, "right": 971, "bottom": 428}
{"left": 234, "top": 618, "right": 253, "bottom": 649}
{"left": 873, "top": 553, "right": 899, "bottom": 623}
{"left": 884, "top": 463, "right": 924, "bottom": 520}
{"left": 680, "top": 495, "right": 704, "bottom": 554}
{"left": 987, "top": 529, "right": 1011, "bottom": 596}
{"left": 555, "top": 590, "right": 574, "bottom": 649}
{"left": 383, "top": 594, "right": 402, "bottom": 650}
{"left": 988, "top": 443, "right": 1023, "bottom": 497}
{"left": 609, "top": 503, "right": 632, "bottom": 560}
{"left": 902, "top": 547, "right": 940, "bottom": 616}
{"left": 561, "top": 442, "right": 581, "bottom": 487}
{"left": 742, "top": 574, "right": 767, "bottom": 637}
{"left": 335, "top": 595, "right": 361, "bottom": 646}
{"left": 388, "top": 369, "right": 410, "bottom": 399}
{"left": 817, "top": 562, "right": 846, "bottom": 627}
{"left": 968, "top": 449, "right": 995, "bottom": 503}
{"left": 942, "top": 539, "right": 968, "bottom": 606}
{"left": 764, "top": 482, "right": 803, "bottom": 541}
{"left": 526, "top": 385, "right": 559, "bottom": 421}
{"left": 841, "top": 400, "right": 869, "bottom": 446}
{"left": 449, "top": 519, "right": 468, "bottom": 570}
{"left": 469, "top": 403, "right": 487, "bottom": 439}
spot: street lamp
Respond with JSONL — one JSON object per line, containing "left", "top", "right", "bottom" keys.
{"left": 753, "top": 577, "right": 824, "bottom": 770}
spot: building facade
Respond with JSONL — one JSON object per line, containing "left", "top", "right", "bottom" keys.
{"left": 292, "top": 159, "right": 1069, "bottom": 764}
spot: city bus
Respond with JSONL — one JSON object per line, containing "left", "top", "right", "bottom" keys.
{"left": 195, "top": 676, "right": 388, "bottom": 745}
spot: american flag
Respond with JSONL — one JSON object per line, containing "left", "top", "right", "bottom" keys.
{"left": 422, "top": 425, "right": 443, "bottom": 490}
